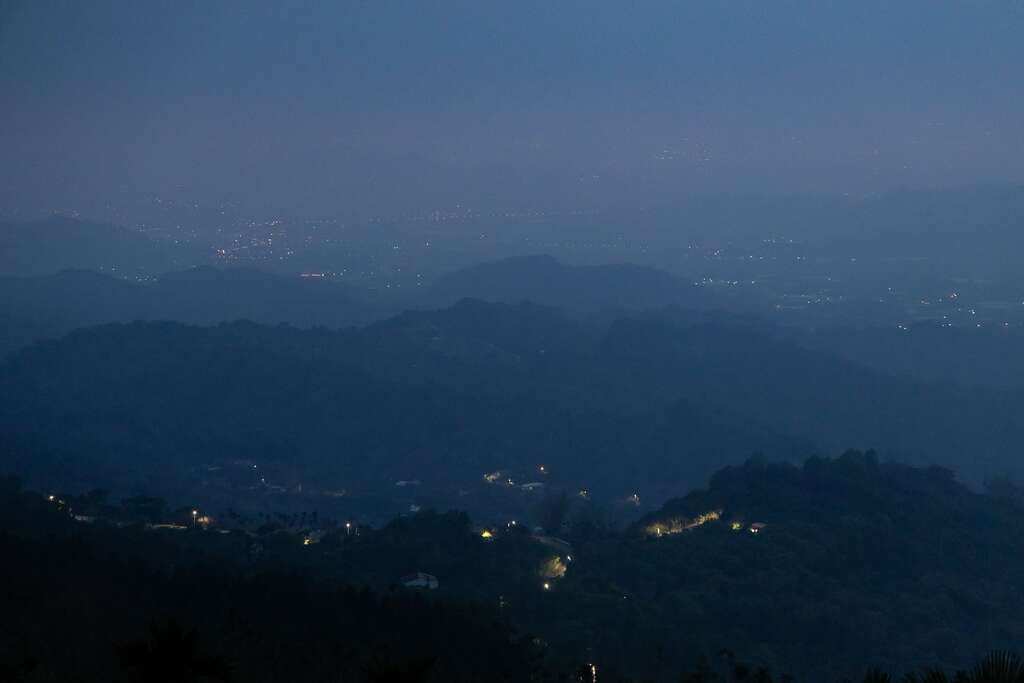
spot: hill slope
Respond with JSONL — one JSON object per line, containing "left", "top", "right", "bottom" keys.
{"left": 3, "top": 298, "right": 1024, "bottom": 505}
{"left": 425, "top": 255, "right": 728, "bottom": 315}
{"left": 0, "top": 318, "right": 807, "bottom": 510}
{"left": 536, "top": 453, "right": 1024, "bottom": 679}
{"left": 0, "top": 267, "right": 379, "bottom": 357}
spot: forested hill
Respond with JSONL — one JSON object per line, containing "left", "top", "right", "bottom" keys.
{"left": 0, "top": 478, "right": 545, "bottom": 683}
{"left": 0, "top": 317, "right": 807, "bottom": 508}
{"left": 3, "top": 298, "right": 1024, "bottom": 507}
{"left": 539, "top": 453, "right": 1024, "bottom": 680}
{"left": 8, "top": 455, "right": 1024, "bottom": 681}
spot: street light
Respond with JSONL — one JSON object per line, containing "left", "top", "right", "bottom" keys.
{"left": 192, "top": 509, "right": 198, "bottom": 527}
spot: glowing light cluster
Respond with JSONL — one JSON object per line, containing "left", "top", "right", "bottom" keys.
{"left": 539, "top": 555, "right": 568, "bottom": 580}
{"left": 644, "top": 509, "right": 723, "bottom": 537}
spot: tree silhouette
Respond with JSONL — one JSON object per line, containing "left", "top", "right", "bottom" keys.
{"left": 363, "top": 656, "right": 435, "bottom": 683}
{"left": 861, "top": 667, "right": 892, "bottom": 683}
{"left": 967, "top": 652, "right": 1024, "bottom": 683}
{"left": 116, "top": 619, "right": 230, "bottom": 683}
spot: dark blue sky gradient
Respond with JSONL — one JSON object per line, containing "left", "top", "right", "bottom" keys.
{"left": 2, "top": 1, "right": 1022, "bottom": 213}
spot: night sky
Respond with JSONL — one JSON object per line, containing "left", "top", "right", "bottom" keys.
{"left": 2, "top": 1, "right": 1023, "bottom": 213}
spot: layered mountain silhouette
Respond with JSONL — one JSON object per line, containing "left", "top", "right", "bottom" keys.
{"left": 3, "top": 298, "right": 1023, "bottom": 505}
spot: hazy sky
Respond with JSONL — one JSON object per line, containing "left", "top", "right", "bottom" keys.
{"left": 2, "top": 1, "right": 1023, "bottom": 215}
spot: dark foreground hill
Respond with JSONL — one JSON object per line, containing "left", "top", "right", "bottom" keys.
{"left": 7, "top": 454, "right": 1024, "bottom": 682}
{"left": 0, "top": 478, "right": 545, "bottom": 683}
{"left": 593, "top": 452, "right": 1024, "bottom": 678}
{"left": 300, "top": 453, "right": 1024, "bottom": 681}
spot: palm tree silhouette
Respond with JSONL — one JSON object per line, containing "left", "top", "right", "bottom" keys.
{"left": 965, "top": 651, "right": 1024, "bottom": 683}
{"left": 886, "top": 651, "right": 1024, "bottom": 683}
{"left": 902, "top": 668, "right": 960, "bottom": 683}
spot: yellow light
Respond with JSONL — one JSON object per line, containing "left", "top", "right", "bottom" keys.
{"left": 480, "top": 529, "right": 494, "bottom": 539}
{"left": 47, "top": 495, "right": 55, "bottom": 502}
{"left": 540, "top": 556, "right": 567, "bottom": 579}
{"left": 303, "top": 537, "right": 311, "bottom": 546}
{"left": 731, "top": 521, "right": 743, "bottom": 531}
{"left": 645, "top": 509, "right": 722, "bottom": 537}
{"left": 543, "top": 582, "right": 551, "bottom": 590}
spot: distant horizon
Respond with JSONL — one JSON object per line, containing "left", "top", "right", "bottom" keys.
{"left": 5, "top": 180, "right": 1024, "bottom": 228}
{"left": 4, "top": 2, "right": 1023, "bottom": 215}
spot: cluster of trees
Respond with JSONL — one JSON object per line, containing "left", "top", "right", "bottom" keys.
{"left": 677, "top": 650, "right": 1024, "bottom": 683}
{"left": 0, "top": 478, "right": 545, "bottom": 683}
{"left": 522, "top": 452, "right": 1024, "bottom": 680}
{"left": 248, "top": 453, "right": 1024, "bottom": 681}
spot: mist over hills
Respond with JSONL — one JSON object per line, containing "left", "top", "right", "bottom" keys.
{"left": 0, "top": 315, "right": 809, "bottom": 518}
{"left": 813, "top": 186, "right": 1024, "bottom": 268}
{"left": 8, "top": 185, "right": 1024, "bottom": 283}
{"left": 0, "top": 266, "right": 379, "bottom": 357}
{"left": 792, "top": 324, "right": 1024, "bottom": 391}
{"left": 3, "top": 295, "right": 1024, "bottom": 519}
{"left": 0, "top": 215, "right": 190, "bottom": 277}
{"left": 8, "top": 249, "right": 1024, "bottom": 392}
{"left": 0, "top": 254, "right": 737, "bottom": 359}
{"left": 425, "top": 254, "right": 722, "bottom": 315}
